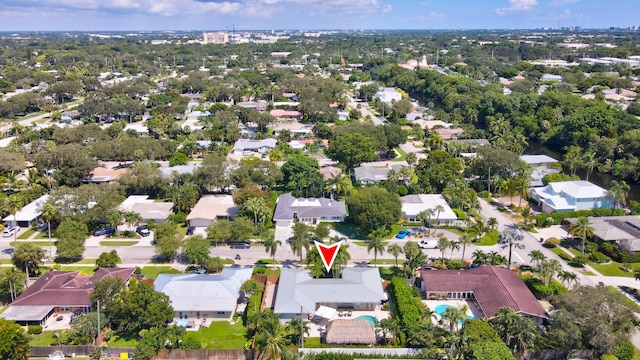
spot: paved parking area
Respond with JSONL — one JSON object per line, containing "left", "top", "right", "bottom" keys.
{"left": 535, "top": 225, "right": 569, "bottom": 241}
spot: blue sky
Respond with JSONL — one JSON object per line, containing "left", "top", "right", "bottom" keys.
{"left": 0, "top": 0, "right": 638, "bottom": 31}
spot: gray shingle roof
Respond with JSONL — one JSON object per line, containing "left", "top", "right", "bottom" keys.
{"left": 273, "top": 268, "right": 386, "bottom": 314}
{"left": 273, "top": 193, "right": 346, "bottom": 222}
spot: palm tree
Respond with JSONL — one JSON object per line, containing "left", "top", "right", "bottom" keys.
{"left": 468, "top": 221, "right": 485, "bottom": 240}
{"left": 285, "top": 318, "right": 310, "bottom": 346}
{"left": 564, "top": 146, "right": 582, "bottom": 176}
{"left": 448, "top": 240, "right": 460, "bottom": 261}
{"left": 558, "top": 270, "right": 578, "bottom": 288}
{"left": 264, "top": 236, "right": 281, "bottom": 269}
{"left": 441, "top": 304, "right": 469, "bottom": 332}
{"left": 41, "top": 203, "right": 57, "bottom": 259}
{"left": 332, "top": 244, "right": 351, "bottom": 278}
{"left": 488, "top": 251, "right": 507, "bottom": 266}
{"left": 290, "top": 223, "right": 311, "bottom": 265}
{"left": 122, "top": 211, "right": 141, "bottom": 233}
{"left": 367, "top": 227, "right": 387, "bottom": 267}
{"left": 569, "top": 217, "right": 594, "bottom": 255}
{"left": 406, "top": 152, "right": 417, "bottom": 173}
{"left": 458, "top": 234, "right": 472, "bottom": 264}
{"left": 528, "top": 250, "right": 546, "bottom": 270}
{"left": 472, "top": 250, "right": 487, "bottom": 265}
{"left": 520, "top": 207, "right": 535, "bottom": 230}
{"left": 378, "top": 317, "right": 403, "bottom": 346}
{"left": 387, "top": 243, "right": 403, "bottom": 267}
{"left": 498, "top": 229, "right": 525, "bottom": 269}
{"left": 487, "top": 217, "right": 498, "bottom": 231}
{"left": 7, "top": 195, "right": 22, "bottom": 246}
{"left": 433, "top": 204, "right": 446, "bottom": 236}
{"left": 582, "top": 151, "right": 598, "bottom": 182}
{"left": 438, "top": 236, "right": 450, "bottom": 261}
{"left": 417, "top": 209, "right": 435, "bottom": 235}
{"left": 490, "top": 307, "right": 538, "bottom": 358}
{"left": 609, "top": 180, "right": 631, "bottom": 208}
{"left": 539, "top": 259, "right": 562, "bottom": 286}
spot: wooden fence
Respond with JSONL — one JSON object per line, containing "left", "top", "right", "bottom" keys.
{"left": 523, "top": 349, "right": 598, "bottom": 360}
{"left": 29, "top": 346, "right": 135, "bottom": 358}
{"left": 153, "top": 349, "right": 256, "bottom": 360}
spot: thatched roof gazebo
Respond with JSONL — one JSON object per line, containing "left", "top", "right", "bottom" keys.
{"left": 325, "top": 320, "right": 377, "bottom": 345}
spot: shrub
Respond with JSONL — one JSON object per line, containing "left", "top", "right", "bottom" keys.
{"left": 168, "top": 212, "right": 187, "bottom": 225}
{"left": 478, "top": 190, "right": 490, "bottom": 198}
{"left": 558, "top": 252, "right": 572, "bottom": 261}
{"left": 134, "top": 266, "right": 142, "bottom": 274}
{"left": 544, "top": 237, "right": 560, "bottom": 248}
{"left": 614, "top": 341, "right": 634, "bottom": 360}
{"left": 589, "top": 251, "right": 609, "bottom": 264}
{"left": 28, "top": 325, "right": 43, "bottom": 334}
{"left": 584, "top": 241, "right": 598, "bottom": 254}
{"left": 103, "top": 330, "right": 115, "bottom": 342}
{"left": 568, "top": 255, "right": 587, "bottom": 267}
{"left": 446, "top": 260, "right": 463, "bottom": 270}
{"left": 600, "top": 355, "right": 618, "bottom": 360}
{"left": 254, "top": 267, "right": 266, "bottom": 274}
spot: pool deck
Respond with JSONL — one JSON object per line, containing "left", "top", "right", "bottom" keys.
{"left": 423, "top": 299, "right": 484, "bottom": 326}
{"left": 307, "top": 308, "right": 390, "bottom": 338}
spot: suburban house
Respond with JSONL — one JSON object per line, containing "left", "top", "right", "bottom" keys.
{"left": 418, "top": 266, "right": 548, "bottom": 324}
{"left": 271, "top": 122, "right": 313, "bottom": 138}
{"left": 0, "top": 268, "right": 135, "bottom": 325}
{"left": 232, "top": 138, "right": 277, "bottom": 154}
{"left": 187, "top": 195, "right": 239, "bottom": 227}
{"left": 273, "top": 268, "right": 386, "bottom": 320}
{"left": 566, "top": 216, "right": 640, "bottom": 251}
{"left": 400, "top": 194, "right": 457, "bottom": 225}
{"left": 319, "top": 166, "right": 343, "bottom": 181}
{"left": 520, "top": 154, "right": 560, "bottom": 187}
{"left": 236, "top": 100, "right": 268, "bottom": 112}
{"left": 273, "top": 193, "right": 346, "bottom": 228}
{"left": 269, "top": 109, "right": 302, "bottom": 121}
{"left": 353, "top": 164, "right": 404, "bottom": 184}
{"left": 529, "top": 180, "right": 612, "bottom": 213}
{"left": 159, "top": 163, "right": 201, "bottom": 178}
{"left": 118, "top": 195, "right": 174, "bottom": 224}
{"left": 374, "top": 87, "right": 402, "bottom": 103}
{"left": 3, "top": 194, "right": 49, "bottom": 228}
{"left": 84, "top": 166, "right": 129, "bottom": 184}
{"left": 154, "top": 268, "right": 253, "bottom": 321}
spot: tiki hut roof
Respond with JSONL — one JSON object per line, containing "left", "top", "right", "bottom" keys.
{"left": 325, "top": 320, "right": 376, "bottom": 345}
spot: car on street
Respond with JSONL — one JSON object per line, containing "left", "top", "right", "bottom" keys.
{"left": 136, "top": 225, "right": 151, "bottom": 237}
{"left": 230, "top": 242, "right": 251, "bottom": 249}
{"left": 395, "top": 230, "right": 411, "bottom": 239}
{"left": 2, "top": 226, "right": 17, "bottom": 237}
{"left": 93, "top": 226, "right": 116, "bottom": 237}
{"left": 418, "top": 240, "right": 438, "bottom": 249}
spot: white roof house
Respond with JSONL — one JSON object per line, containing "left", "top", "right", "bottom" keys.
{"left": 353, "top": 164, "right": 404, "bottom": 184}
{"left": 3, "top": 194, "right": 49, "bottom": 228}
{"left": 273, "top": 268, "right": 386, "bottom": 320}
{"left": 520, "top": 155, "right": 558, "bottom": 169}
{"left": 374, "top": 87, "right": 402, "bottom": 103}
{"left": 187, "top": 195, "right": 239, "bottom": 228}
{"left": 118, "top": 195, "right": 174, "bottom": 224}
{"left": 401, "top": 194, "right": 457, "bottom": 225}
{"left": 273, "top": 193, "right": 346, "bottom": 228}
{"left": 154, "top": 268, "right": 252, "bottom": 320}
{"left": 232, "top": 138, "right": 277, "bottom": 154}
{"left": 530, "top": 180, "right": 612, "bottom": 214}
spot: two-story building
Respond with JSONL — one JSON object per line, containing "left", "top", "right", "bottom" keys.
{"left": 529, "top": 180, "right": 612, "bottom": 213}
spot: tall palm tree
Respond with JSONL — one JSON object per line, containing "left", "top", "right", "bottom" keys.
{"left": 41, "top": 203, "right": 57, "bottom": 258}
{"left": 387, "top": 244, "right": 403, "bottom": 267}
{"left": 472, "top": 250, "right": 487, "bottom": 265}
{"left": 468, "top": 221, "right": 485, "bottom": 240}
{"left": 438, "top": 236, "right": 450, "bottom": 261}
{"left": 264, "top": 236, "right": 281, "bottom": 269}
{"left": 582, "top": 151, "right": 598, "bottom": 182}
{"left": 433, "top": 204, "right": 446, "bottom": 236}
{"left": 405, "top": 152, "right": 417, "bottom": 173}
{"left": 487, "top": 217, "right": 498, "bottom": 231}
{"left": 569, "top": 217, "right": 594, "bottom": 255}
{"left": 367, "top": 228, "right": 387, "bottom": 267}
{"left": 498, "top": 229, "right": 525, "bottom": 269}
{"left": 442, "top": 304, "right": 469, "bottom": 332}
{"left": 539, "top": 259, "right": 562, "bottom": 286}
{"left": 448, "top": 240, "right": 460, "bottom": 261}
{"left": 563, "top": 146, "right": 582, "bottom": 176}
{"left": 417, "top": 209, "right": 435, "bottom": 236}
{"left": 608, "top": 180, "right": 631, "bottom": 208}
{"left": 558, "top": 270, "right": 578, "bottom": 288}
{"left": 7, "top": 195, "right": 22, "bottom": 246}
{"left": 458, "top": 234, "right": 472, "bottom": 264}
{"left": 332, "top": 244, "right": 351, "bottom": 278}
{"left": 122, "top": 211, "right": 141, "bottom": 233}
{"left": 290, "top": 223, "right": 311, "bottom": 265}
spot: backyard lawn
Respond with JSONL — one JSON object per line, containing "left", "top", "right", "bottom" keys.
{"left": 196, "top": 321, "right": 247, "bottom": 350}
{"left": 106, "top": 332, "right": 139, "bottom": 347}
{"left": 30, "top": 330, "right": 61, "bottom": 346}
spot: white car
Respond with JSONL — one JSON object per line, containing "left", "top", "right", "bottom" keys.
{"left": 2, "top": 226, "right": 18, "bottom": 237}
{"left": 418, "top": 240, "right": 438, "bottom": 249}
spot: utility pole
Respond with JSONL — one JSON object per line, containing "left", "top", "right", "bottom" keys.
{"left": 97, "top": 300, "right": 100, "bottom": 346}
{"left": 300, "top": 306, "right": 304, "bottom": 348}
{"left": 24, "top": 261, "right": 29, "bottom": 288}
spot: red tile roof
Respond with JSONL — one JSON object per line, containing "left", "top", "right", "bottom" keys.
{"left": 420, "top": 266, "right": 548, "bottom": 319}
{"left": 12, "top": 268, "right": 135, "bottom": 308}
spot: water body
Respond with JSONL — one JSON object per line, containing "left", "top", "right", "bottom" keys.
{"left": 524, "top": 141, "right": 640, "bottom": 202}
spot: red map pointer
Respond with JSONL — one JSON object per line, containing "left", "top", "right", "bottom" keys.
{"left": 314, "top": 241, "right": 342, "bottom": 272}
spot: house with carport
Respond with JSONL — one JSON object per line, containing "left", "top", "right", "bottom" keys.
{"left": 273, "top": 193, "right": 346, "bottom": 228}
{"left": 154, "top": 268, "right": 253, "bottom": 322}
{"left": 3, "top": 194, "right": 49, "bottom": 228}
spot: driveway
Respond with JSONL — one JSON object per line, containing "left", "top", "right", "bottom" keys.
{"left": 348, "top": 99, "right": 384, "bottom": 126}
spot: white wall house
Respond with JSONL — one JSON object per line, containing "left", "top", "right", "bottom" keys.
{"left": 187, "top": 195, "right": 239, "bottom": 227}
{"left": 374, "top": 87, "right": 402, "bottom": 103}
{"left": 273, "top": 193, "right": 346, "bottom": 228}
{"left": 530, "top": 180, "right": 613, "bottom": 213}
{"left": 400, "top": 194, "right": 457, "bottom": 225}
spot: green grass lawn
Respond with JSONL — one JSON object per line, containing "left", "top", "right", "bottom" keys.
{"left": 549, "top": 247, "right": 565, "bottom": 257}
{"left": 393, "top": 146, "right": 407, "bottom": 161}
{"left": 331, "top": 223, "right": 363, "bottom": 239}
{"left": 440, "top": 227, "right": 466, "bottom": 236}
{"left": 256, "top": 259, "right": 278, "bottom": 265}
{"left": 0, "top": 259, "right": 13, "bottom": 264}
{"left": 18, "top": 228, "right": 36, "bottom": 239}
{"left": 35, "top": 231, "right": 54, "bottom": 239}
{"left": 59, "top": 266, "right": 96, "bottom": 275}
{"left": 13, "top": 241, "right": 51, "bottom": 247}
{"left": 369, "top": 259, "right": 405, "bottom": 265}
{"left": 588, "top": 262, "right": 636, "bottom": 277}
{"left": 30, "top": 330, "right": 61, "bottom": 346}
{"left": 140, "top": 266, "right": 182, "bottom": 279}
{"left": 378, "top": 266, "right": 405, "bottom": 281}
{"left": 352, "top": 240, "right": 389, "bottom": 247}
{"left": 107, "top": 332, "right": 139, "bottom": 347}
{"left": 608, "top": 286, "right": 640, "bottom": 313}
{"left": 99, "top": 240, "right": 138, "bottom": 246}
{"left": 477, "top": 230, "right": 499, "bottom": 246}
{"left": 196, "top": 321, "right": 247, "bottom": 350}
{"left": 304, "top": 337, "right": 321, "bottom": 348}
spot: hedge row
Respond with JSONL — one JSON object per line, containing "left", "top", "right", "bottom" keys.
{"left": 536, "top": 208, "right": 626, "bottom": 227}
{"left": 389, "top": 277, "right": 425, "bottom": 326}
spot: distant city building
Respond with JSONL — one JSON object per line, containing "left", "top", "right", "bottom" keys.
{"left": 202, "top": 32, "right": 228, "bottom": 44}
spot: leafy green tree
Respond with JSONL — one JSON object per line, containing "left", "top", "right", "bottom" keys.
{"left": 11, "top": 243, "right": 44, "bottom": 278}
{"left": 183, "top": 235, "right": 210, "bottom": 267}
{"left": 67, "top": 312, "right": 100, "bottom": 345}
{"left": 415, "top": 150, "right": 463, "bottom": 193}
{"left": 95, "top": 250, "right": 121, "bottom": 268}
{"left": 326, "top": 132, "right": 378, "bottom": 170}
{"left": 153, "top": 222, "right": 182, "bottom": 261}
{"left": 107, "top": 282, "right": 173, "bottom": 332}
{"left": 346, "top": 187, "right": 401, "bottom": 234}
{"left": 90, "top": 276, "right": 125, "bottom": 316}
{"left": 280, "top": 154, "right": 323, "bottom": 198}
{"left": 33, "top": 143, "right": 96, "bottom": 187}
{"left": 134, "top": 326, "right": 188, "bottom": 360}
{"left": 55, "top": 219, "right": 88, "bottom": 261}
{"left": 229, "top": 216, "right": 255, "bottom": 243}
{"left": 489, "top": 307, "right": 538, "bottom": 358}
{"left": 206, "top": 219, "right": 231, "bottom": 247}
{"left": 467, "top": 342, "right": 516, "bottom": 360}
{"left": 205, "top": 257, "right": 225, "bottom": 274}
{"left": 0, "top": 318, "right": 30, "bottom": 360}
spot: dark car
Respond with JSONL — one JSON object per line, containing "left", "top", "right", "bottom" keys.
{"left": 186, "top": 226, "right": 195, "bottom": 236}
{"left": 136, "top": 225, "right": 151, "bottom": 237}
{"left": 230, "top": 242, "right": 251, "bottom": 249}
{"left": 93, "top": 226, "right": 116, "bottom": 237}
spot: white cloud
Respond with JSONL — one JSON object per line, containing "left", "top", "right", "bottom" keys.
{"left": 495, "top": 0, "right": 538, "bottom": 15}
{"left": 549, "top": 0, "right": 579, "bottom": 6}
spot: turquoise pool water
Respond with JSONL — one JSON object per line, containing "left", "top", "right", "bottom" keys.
{"left": 353, "top": 315, "right": 376, "bottom": 328}
{"left": 434, "top": 304, "right": 475, "bottom": 319}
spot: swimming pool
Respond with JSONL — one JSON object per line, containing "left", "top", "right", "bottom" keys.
{"left": 176, "top": 319, "right": 188, "bottom": 327}
{"left": 353, "top": 315, "right": 376, "bottom": 328}
{"left": 433, "top": 304, "right": 475, "bottom": 319}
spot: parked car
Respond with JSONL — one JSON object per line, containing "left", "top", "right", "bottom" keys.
{"left": 230, "top": 242, "right": 251, "bottom": 249}
{"left": 418, "top": 240, "right": 439, "bottom": 249}
{"left": 136, "top": 225, "right": 151, "bottom": 237}
{"left": 191, "top": 269, "right": 207, "bottom": 274}
{"left": 2, "top": 226, "right": 17, "bottom": 238}
{"left": 93, "top": 226, "right": 116, "bottom": 237}
{"left": 186, "top": 226, "right": 195, "bottom": 236}
{"left": 395, "top": 230, "right": 411, "bottom": 239}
